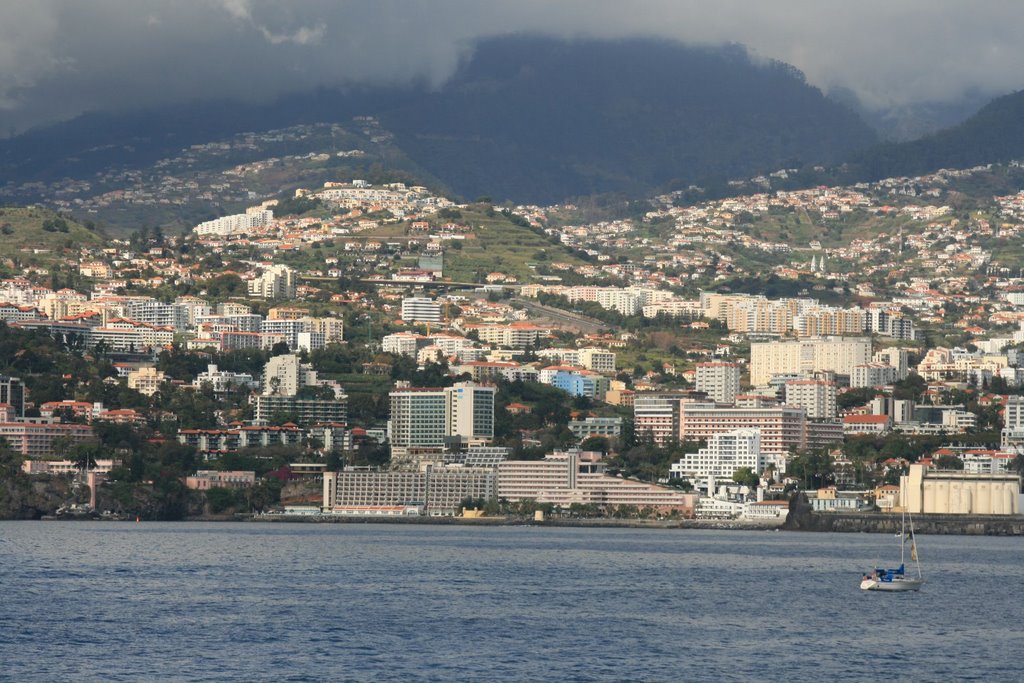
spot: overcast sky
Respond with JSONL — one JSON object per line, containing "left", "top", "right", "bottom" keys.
{"left": 1, "top": 0, "right": 1023, "bottom": 134}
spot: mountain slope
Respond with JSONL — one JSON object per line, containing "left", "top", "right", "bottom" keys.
{"left": 851, "top": 90, "right": 1024, "bottom": 180}
{"left": 379, "top": 36, "right": 878, "bottom": 203}
{"left": 0, "top": 36, "right": 879, "bottom": 207}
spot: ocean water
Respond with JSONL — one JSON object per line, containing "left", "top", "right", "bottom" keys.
{"left": 0, "top": 522, "right": 1021, "bottom": 682}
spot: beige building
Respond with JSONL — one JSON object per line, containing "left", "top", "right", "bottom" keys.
{"left": 695, "top": 362, "right": 741, "bottom": 405}
{"left": 900, "top": 464, "right": 1020, "bottom": 515}
{"left": 127, "top": 366, "right": 167, "bottom": 396}
{"left": 750, "top": 337, "right": 871, "bottom": 385}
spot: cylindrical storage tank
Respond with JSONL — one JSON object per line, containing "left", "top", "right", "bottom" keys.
{"left": 923, "top": 482, "right": 936, "bottom": 513}
{"left": 935, "top": 482, "right": 949, "bottom": 514}
{"left": 977, "top": 483, "right": 992, "bottom": 515}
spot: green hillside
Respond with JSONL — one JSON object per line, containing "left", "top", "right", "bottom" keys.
{"left": 0, "top": 206, "right": 104, "bottom": 269}
{"left": 438, "top": 208, "right": 589, "bottom": 283}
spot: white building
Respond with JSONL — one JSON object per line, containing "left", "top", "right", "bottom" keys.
{"left": 262, "top": 354, "right": 318, "bottom": 396}
{"left": 194, "top": 207, "right": 273, "bottom": 237}
{"left": 669, "top": 429, "right": 768, "bottom": 481}
{"left": 851, "top": 363, "right": 899, "bottom": 389}
{"left": 873, "top": 347, "right": 910, "bottom": 380}
{"left": 194, "top": 364, "right": 258, "bottom": 393}
{"left": 383, "top": 332, "right": 424, "bottom": 357}
{"left": 401, "top": 297, "right": 442, "bottom": 324}
{"left": 389, "top": 382, "right": 496, "bottom": 454}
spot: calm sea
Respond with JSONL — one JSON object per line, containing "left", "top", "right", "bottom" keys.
{"left": 1, "top": 522, "right": 1020, "bottom": 682}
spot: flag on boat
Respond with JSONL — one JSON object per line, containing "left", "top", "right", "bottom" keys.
{"left": 911, "top": 542, "right": 918, "bottom": 561}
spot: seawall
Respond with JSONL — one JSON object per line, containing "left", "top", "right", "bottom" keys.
{"left": 785, "top": 511, "right": 1024, "bottom": 535}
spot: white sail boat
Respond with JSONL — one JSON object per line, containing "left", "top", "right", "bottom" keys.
{"left": 860, "top": 509, "right": 924, "bottom": 592}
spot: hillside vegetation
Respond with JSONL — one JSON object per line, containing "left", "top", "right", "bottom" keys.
{"left": 0, "top": 206, "right": 103, "bottom": 270}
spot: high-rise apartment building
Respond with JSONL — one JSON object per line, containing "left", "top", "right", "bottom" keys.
{"left": 401, "top": 297, "right": 442, "bottom": 324}
{"left": 389, "top": 382, "right": 496, "bottom": 454}
{"left": 784, "top": 379, "right": 837, "bottom": 419}
{"left": 750, "top": 337, "right": 871, "bottom": 385}
{"left": 695, "top": 362, "right": 741, "bottom": 404}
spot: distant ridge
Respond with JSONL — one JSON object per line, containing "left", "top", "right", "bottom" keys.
{"left": 0, "top": 35, "right": 879, "bottom": 206}
{"left": 850, "top": 89, "right": 1024, "bottom": 180}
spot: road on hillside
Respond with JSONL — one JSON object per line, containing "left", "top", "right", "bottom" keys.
{"left": 512, "top": 297, "right": 612, "bottom": 334}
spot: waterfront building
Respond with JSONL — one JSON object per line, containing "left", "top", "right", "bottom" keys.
{"left": 900, "top": 464, "right": 1020, "bottom": 515}
{"left": 496, "top": 451, "right": 696, "bottom": 514}
{"left": 0, "top": 422, "right": 94, "bottom": 458}
{"left": 185, "top": 470, "right": 256, "bottom": 490}
{"left": 322, "top": 467, "right": 496, "bottom": 516}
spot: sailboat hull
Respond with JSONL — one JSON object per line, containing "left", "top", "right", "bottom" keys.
{"left": 860, "top": 577, "right": 924, "bottom": 592}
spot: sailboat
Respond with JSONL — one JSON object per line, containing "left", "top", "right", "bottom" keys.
{"left": 860, "top": 509, "right": 924, "bottom": 592}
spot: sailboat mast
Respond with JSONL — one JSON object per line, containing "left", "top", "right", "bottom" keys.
{"left": 900, "top": 509, "right": 906, "bottom": 567}
{"left": 908, "top": 509, "right": 922, "bottom": 578}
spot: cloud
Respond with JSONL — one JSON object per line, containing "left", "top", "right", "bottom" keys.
{"left": 217, "top": 0, "right": 326, "bottom": 46}
{"left": 0, "top": 1, "right": 1022, "bottom": 134}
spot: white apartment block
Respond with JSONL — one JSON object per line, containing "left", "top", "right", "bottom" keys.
{"left": 194, "top": 207, "right": 273, "bottom": 237}
{"left": 873, "top": 347, "right": 910, "bottom": 379}
{"left": 87, "top": 320, "right": 174, "bottom": 352}
{"left": 401, "top": 297, "right": 442, "bottom": 324}
{"left": 578, "top": 348, "right": 616, "bottom": 374}
{"left": 851, "top": 363, "right": 899, "bottom": 388}
{"left": 389, "top": 382, "right": 495, "bottom": 451}
{"left": 262, "top": 354, "right": 318, "bottom": 397}
{"left": 466, "top": 323, "right": 549, "bottom": 349}
{"left": 383, "top": 332, "right": 423, "bottom": 357}
{"left": 695, "top": 362, "right": 740, "bottom": 404}
{"left": 669, "top": 429, "right": 768, "bottom": 480}
{"left": 194, "top": 364, "right": 258, "bottom": 393}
